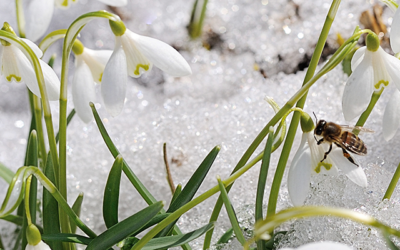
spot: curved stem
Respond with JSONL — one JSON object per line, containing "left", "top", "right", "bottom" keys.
{"left": 354, "top": 89, "right": 383, "bottom": 133}
{"left": 266, "top": 0, "right": 341, "bottom": 219}
{"left": 57, "top": 11, "right": 121, "bottom": 238}
{"left": 24, "top": 176, "right": 33, "bottom": 225}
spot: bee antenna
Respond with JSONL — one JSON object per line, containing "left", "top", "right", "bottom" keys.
{"left": 313, "top": 112, "right": 318, "bottom": 123}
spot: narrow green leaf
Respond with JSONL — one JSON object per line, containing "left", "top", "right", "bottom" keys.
{"left": 86, "top": 201, "right": 164, "bottom": 250}
{"left": 170, "top": 184, "right": 182, "bottom": 205}
{"left": 216, "top": 228, "right": 233, "bottom": 244}
{"left": 42, "top": 233, "right": 91, "bottom": 245}
{"left": 217, "top": 177, "right": 245, "bottom": 245}
{"left": 55, "top": 109, "right": 76, "bottom": 143}
{"left": 0, "top": 162, "right": 14, "bottom": 184}
{"left": 103, "top": 155, "right": 123, "bottom": 228}
{"left": 383, "top": 233, "right": 400, "bottom": 250}
{"left": 22, "top": 130, "right": 38, "bottom": 249}
{"left": 255, "top": 127, "right": 274, "bottom": 250}
{"left": 141, "top": 222, "right": 215, "bottom": 250}
{"left": 42, "top": 155, "right": 62, "bottom": 250}
{"left": 130, "top": 213, "right": 171, "bottom": 237}
{"left": 70, "top": 193, "right": 84, "bottom": 234}
{"left": 158, "top": 146, "right": 220, "bottom": 237}
{"left": 1, "top": 214, "right": 23, "bottom": 225}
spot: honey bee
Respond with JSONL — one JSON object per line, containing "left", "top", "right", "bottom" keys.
{"left": 313, "top": 115, "right": 372, "bottom": 166}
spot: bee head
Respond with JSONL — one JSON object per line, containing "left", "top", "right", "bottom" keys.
{"left": 314, "top": 120, "right": 326, "bottom": 136}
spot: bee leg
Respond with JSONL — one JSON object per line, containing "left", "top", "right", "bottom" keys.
{"left": 316, "top": 138, "right": 324, "bottom": 145}
{"left": 341, "top": 147, "right": 359, "bottom": 167}
{"left": 320, "top": 144, "right": 332, "bottom": 162}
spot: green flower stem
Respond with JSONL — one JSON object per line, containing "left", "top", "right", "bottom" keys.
{"left": 188, "top": 0, "right": 209, "bottom": 38}
{"left": 58, "top": 11, "right": 122, "bottom": 239}
{"left": 24, "top": 176, "right": 33, "bottom": 225}
{"left": 383, "top": 162, "right": 400, "bottom": 200}
{"left": 14, "top": 0, "right": 25, "bottom": 38}
{"left": 354, "top": 89, "right": 383, "bottom": 134}
{"left": 0, "top": 31, "right": 60, "bottom": 187}
{"left": 249, "top": 206, "right": 400, "bottom": 246}
{"left": 203, "top": 26, "right": 365, "bottom": 249}
{"left": 39, "top": 29, "right": 67, "bottom": 54}
{"left": 266, "top": 0, "right": 341, "bottom": 219}
{"left": 132, "top": 152, "right": 264, "bottom": 250}
{"left": 33, "top": 95, "right": 47, "bottom": 168}
{"left": 25, "top": 167, "right": 97, "bottom": 238}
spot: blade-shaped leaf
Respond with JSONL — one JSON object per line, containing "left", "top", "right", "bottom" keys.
{"left": 0, "top": 162, "right": 14, "bottom": 184}
{"left": 70, "top": 193, "right": 84, "bottom": 234}
{"left": 103, "top": 155, "right": 123, "bottom": 228}
{"left": 217, "top": 228, "right": 233, "bottom": 244}
{"left": 158, "top": 146, "right": 220, "bottom": 237}
{"left": 170, "top": 184, "right": 182, "bottom": 205}
{"left": 42, "top": 233, "right": 91, "bottom": 245}
{"left": 42, "top": 155, "right": 62, "bottom": 250}
{"left": 141, "top": 222, "right": 215, "bottom": 250}
{"left": 86, "top": 201, "right": 164, "bottom": 250}
{"left": 217, "top": 177, "right": 245, "bottom": 245}
{"left": 1, "top": 214, "right": 23, "bottom": 225}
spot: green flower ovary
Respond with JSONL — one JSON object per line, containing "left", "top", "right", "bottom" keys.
{"left": 134, "top": 64, "right": 150, "bottom": 75}
{"left": 314, "top": 162, "right": 332, "bottom": 173}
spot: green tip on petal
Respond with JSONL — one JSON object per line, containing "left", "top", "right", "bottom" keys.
{"left": 366, "top": 33, "right": 380, "bottom": 52}
{"left": 300, "top": 112, "right": 314, "bottom": 133}
{"left": 134, "top": 64, "right": 150, "bottom": 75}
{"left": 109, "top": 19, "right": 126, "bottom": 37}
{"left": 72, "top": 39, "right": 84, "bottom": 55}
{"left": 314, "top": 162, "right": 332, "bottom": 173}
{"left": 26, "top": 224, "right": 42, "bottom": 246}
{"left": 1, "top": 22, "right": 16, "bottom": 46}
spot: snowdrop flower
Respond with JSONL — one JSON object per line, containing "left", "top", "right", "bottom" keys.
{"left": 71, "top": 40, "right": 112, "bottom": 123}
{"left": 382, "top": 88, "right": 400, "bottom": 140}
{"left": 0, "top": 23, "right": 60, "bottom": 100}
{"left": 342, "top": 33, "right": 400, "bottom": 122}
{"left": 102, "top": 20, "right": 192, "bottom": 116}
{"left": 26, "top": 224, "right": 51, "bottom": 250}
{"left": 288, "top": 131, "right": 367, "bottom": 206}
{"left": 280, "top": 241, "right": 353, "bottom": 250}
{"left": 25, "top": 0, "right": 127, "bottom": 42}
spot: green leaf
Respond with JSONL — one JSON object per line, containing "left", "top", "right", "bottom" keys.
{"left": 141, "top": 222, "right": 215, "bottom": 250}
{"left": 86, "top": 201, "right": 164, "bottom": 250}
{"left": 131, "top": 213, "right": 171, "bottom": 237}
{"left": 103, "top": 155, "right": 123, "bottom": 228}
{"left": 1, "top": 214, "right": 23, "bottom": 225}
{"left": 0, "top": 162, "right": 14, "bottom": 184}
{"left": 216, "top": 228, "right": 233, "bottom": 244}
{"left": 170, "top": 184, "right": 182, "bottom": 205}
{"left": 383, "top": 233, "right": 400, "bottom": 250}
{"left": 70, "top": 193, "right": 84, "bottom": 234}
{"left": 217, "top": 177, "right": 245, "bottom": 245}
{"left": 55, "top": 109, "right": 76, "bottom": 143}
{"left": 158, "top": 146, "right": 220, "bottom": 237}
{"left": 42, "top": 233, "right": 91, "bottom": 245}
{"left": 42, "top": 155, "right": 62, "bottom": 250}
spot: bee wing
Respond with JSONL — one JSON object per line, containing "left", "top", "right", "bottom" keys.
{"left": 331, "top": 133, "right": 367, "bottom": 156}
{"left": 339, "top": 125, "right": 374, "bottom": 134}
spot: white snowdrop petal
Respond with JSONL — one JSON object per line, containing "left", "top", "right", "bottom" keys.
{"left": 383, "top": 89, "right": 400, "bottom": 141}
{"left": 97, "top": 0, "right": 127, "bottom": 7}
{"left": 26, "top": 241, "right": 52, "bottom": 250}
{"left": 288, "top": 133, "right": 312, "bottom": 206}
{"left": 350, "top": 46, "right": 366, "bottom": 70}
{"left": 21, "top": 38, "right": 43, "bottom": 58}
{"left": 382, "top": 51, "right": 400, "bottom": 91}
{"left": 73, "top": 59, "right": 96, "bottom": 123}
{"left": 1, "top": 46, "right": 23, "bottom": 83}
{"left": 342, "top": 54, "right": 374, "bottom": 121}
{"left": 40, "top": 60, "right": 60, "bottom": 100}
{"left": 126, "top": 30, "right": 192, "bottom": 77}
{"left": 81, "top": 48, "right": 112, "bottom": 83}
{"left": 25, "top": 0, "right": 54, "bottom": 42}
{"left": 391, "top": 8, "right": 400, "bottom": 53}
{"left": 102, "top": 39, "right": 128, "bottom": 116}
{"left": 120, "top": 32, "right": 153, "bottom": 78}
{"left": 329, "top": 149, "right": 367, "bottom": 187}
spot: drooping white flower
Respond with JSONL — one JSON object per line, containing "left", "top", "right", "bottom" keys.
{"left": 72, "top": 45, "right": 112, "bottom": 123}
{"left": 288, "top": 132, "right": 367, "bottom": 206}
{"left": 26, "top": 240, "right": 52, "bottom": 250}
{"left": 280, "top": 241, "right": 353, "bottom": 250}
{"left": 102, "top": 28, "right": 192, "bottom": 116}
{"left": 382, "top": 88, "right": 400, "bottom": 141}
{"left": 25, "top": 0, "right": 128, "bottom": 42}
{"left": 0, "top": 26, "right": 60, "bottom": 100}
{"left": 342, "top": 45, "right": 400, "bottom": 121}
{"left": 390, "top": 3, "right": 400, "bottom": 53}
